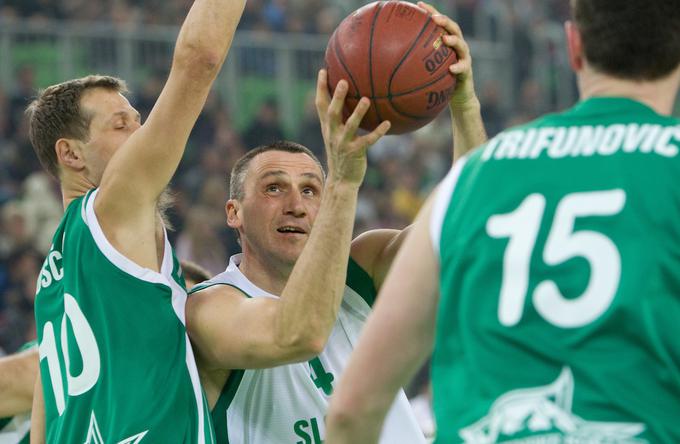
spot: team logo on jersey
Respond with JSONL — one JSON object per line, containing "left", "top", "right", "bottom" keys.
{"left": 459, "top": 367, "right": 647, "bottom": 443}
{"left": 85, "top": 411, "right": 149, "bottom": 444}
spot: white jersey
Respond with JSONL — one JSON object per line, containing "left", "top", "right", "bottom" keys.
{"left": 192, "top": 254, "right": 425, "bottom": 444}
{"left": 0, "top": 414, "right": 30, "bottom": 444}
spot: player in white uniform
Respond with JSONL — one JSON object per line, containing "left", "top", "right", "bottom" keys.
{"left": 187, "top": 4, "right": 485, "bottom": 443}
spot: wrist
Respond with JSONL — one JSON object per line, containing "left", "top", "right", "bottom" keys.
{"left": 450, "top": 95, "right": 481, "bottom": 115}
{"left": 324, "top": 177, "right": 362, "bottom": 194}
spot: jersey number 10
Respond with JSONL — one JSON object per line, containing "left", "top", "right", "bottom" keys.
{"left": 486, "top": 189, "right": 626, "bottom": 328}
{"left": 39, "top": 294, "right": 101, "bottom": 415}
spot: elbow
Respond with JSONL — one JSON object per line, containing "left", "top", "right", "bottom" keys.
{"left": 327, "top": 396, "right": 364, "bottom": 437}
{"left": 173, "top": 46, "right": 222, "bottom": 79}
{"left": 275, "top": 333, "right": 328, "bottom": 362}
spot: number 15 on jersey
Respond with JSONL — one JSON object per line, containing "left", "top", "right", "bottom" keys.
{"left": 486, "top": 189, "right": 626, "bottom": 329}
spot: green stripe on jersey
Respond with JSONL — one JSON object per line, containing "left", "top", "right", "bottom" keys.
{"left": 347, "top": 257, "right": 376, "bottom": 307}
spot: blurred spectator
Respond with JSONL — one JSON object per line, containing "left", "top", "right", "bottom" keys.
{"left": 296, "top": 92, "right": 325, "bottom": 161}
{"left": 175, "top": 205, "right": 228, "bottom": 276}
{"left": 242, "top": 98, "right": 285, "bottom": 148}
{"left": 0, "top": 0, "right": 674, "bottom": 364}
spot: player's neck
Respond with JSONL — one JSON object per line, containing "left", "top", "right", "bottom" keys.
{"left": 237, "top": 248, "right": 293, "bottom": 295}
{"left": 579, "top": 67, "right": 680, "bottom": 116}
{"left": 60, "top": 173, "right": 97, "bottom": 209}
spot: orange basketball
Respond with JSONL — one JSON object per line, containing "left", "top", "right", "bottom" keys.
{"left": 325, "top": 1, "right": 457, "bottom": 135}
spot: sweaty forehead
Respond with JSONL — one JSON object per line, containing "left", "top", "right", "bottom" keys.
{"left": 248, "top": 151, "right": 323, "bottom": 182}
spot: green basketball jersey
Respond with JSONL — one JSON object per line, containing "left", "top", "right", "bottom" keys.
{"left": 34, "top": 189, "right": 214, "bottom": 443}
{"left": 430, "top": 98, "right": 680, "bottom": 443}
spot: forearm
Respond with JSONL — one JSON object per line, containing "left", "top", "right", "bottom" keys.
{"left": 327, "top": 318, "right": 433, "bottom": 443}
{"left": 0, "top": 350, "right": 39, "bottom": 417}
{"left": 276, "top": 180, "right": 359, "bottom": 353}
{"left": 327, "top": 199, "right": 439, "bottom": 443}
{"left": 30, "top": 376, "right": 45, "bottom": 444}
{"left": 451, "top": 97, "right": 487, "bottom": 163}
{"left": 174, "top": 0, "right": 246, "bottom": 72}
{"left": 98, "top": 0, "right": 245, "bottom": 209}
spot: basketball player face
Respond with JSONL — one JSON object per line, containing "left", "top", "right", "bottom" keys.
{"left": 235, "top": 151, "right": 324, "bottom": 266}
{"left": 79, "top": 88, "right": 142, "bottom": 184}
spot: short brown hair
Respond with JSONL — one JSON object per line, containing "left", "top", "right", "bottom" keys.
{"left": 25, "top": 75, "right": 128, "bottom": 179}
{"left": 572, "top": 0, "right": 680, "bottom": 81}
{"left": 228, "top": 140, "right": 325, "bottom": 200}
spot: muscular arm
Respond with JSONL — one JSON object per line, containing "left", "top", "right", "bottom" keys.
{"left": 0, "top": 347, "right": 38, "bottom": 417}
{"left": 96, "top": 0, "right": 245, "bottom": 269}
{"left": 188, "top": 181, "right": 364, "bottom": 369}
{"left": 187, "top": 71, "right": 391, "bottom": 370}
{"left": 351, "top": 4, "right": 485, "bottom": 289}
{"left": 419, "top": 2, "right": 487, "bottom": 162}
{"left": 326, "top": 198, "right": 439, "bottom": 444}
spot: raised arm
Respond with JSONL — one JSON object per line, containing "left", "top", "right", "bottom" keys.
{"left": 0, "top": 347, "right": 38, "bottom": 418}
{"left": 351, "top": 4, "right": 486, "bottom": 289}
{"left": 418, "top": 1, "right": 487, "bottom": 161}
{"left": 96, "top": 0, "right": 245, "bottom": 242}
{"left": 187, "top": 70, "right": 391, "bottom": 370}
{"left": 327, "top": 197, "right": 439, "bottom": 444}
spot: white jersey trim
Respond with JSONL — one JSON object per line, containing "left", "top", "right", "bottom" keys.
{"left": 84, "top": 189, "right": 207, "bottom": 444}
{"left": 84, "top": 188, "right": 173, "bottom": 286}
{"left": 429, "top": 156, "right": 468, "bottom": 259}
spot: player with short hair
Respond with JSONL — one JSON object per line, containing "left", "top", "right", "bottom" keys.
{"left": 0, "top": 260, "right": 209, "bottom": 444}
{"left": 325, "top": 1, "right": 680, "bottom": 443}
{"left": 186, "top": 5, "right": 486, "bottom": 443}
{"left": 26, "top": 0, "right": 245, "bottom": 441}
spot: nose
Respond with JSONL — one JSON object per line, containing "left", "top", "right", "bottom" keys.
{"left": 283, "top": 190, "right": 306, "bottom": 217}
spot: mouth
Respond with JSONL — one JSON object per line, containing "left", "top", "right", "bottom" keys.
{"left": 276, "top": 226, "right": 307, "bottom": 235}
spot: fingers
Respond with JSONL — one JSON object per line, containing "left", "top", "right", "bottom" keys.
{"left": 420, "top": 2, "right": 462, "bottom": 36}
{"left": 327, "top": 79, "right": 349, "bottom": 124}
{"left": 344, "top": 97, "right": 371, "bottom": 136}
{"left": 420, "top": 5, "right": 471, "bottom": 78}
{"left": 315, "top": 69, "right": 331, "bottom": 119}
{"left": 417, "top": 2, "right": 439, "bottom": 16}
{"left": 360, "top": 120, "right": 391, "bottom": 147}
{"left": 442, "top": 34, "right": 471, "bottom": 76}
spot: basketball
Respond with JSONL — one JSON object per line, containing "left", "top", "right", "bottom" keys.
{"left": 324, "top": 1, "right": 457, "bottom": 135}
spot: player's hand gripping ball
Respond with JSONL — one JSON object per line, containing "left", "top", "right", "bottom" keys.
{"left": 324, "top": 1, "right": 457, "bottom": 135}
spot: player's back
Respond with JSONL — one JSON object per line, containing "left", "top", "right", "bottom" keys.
{"left": 431, "top": 97, "right": 680, "bottom": 443}
{"left": 34, "top": 189, "right": 212, "bottom": 443}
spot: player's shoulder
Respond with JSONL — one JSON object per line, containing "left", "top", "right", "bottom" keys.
{"left": 186, "top": 283, "right": 251, "bottom": 324}
{"left": 189, "top": 281, "right": 249, "bottom": 300}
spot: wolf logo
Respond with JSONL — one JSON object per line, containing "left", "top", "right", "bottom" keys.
{"left": 459, "top": 367, "right": 647, "bottom": 443}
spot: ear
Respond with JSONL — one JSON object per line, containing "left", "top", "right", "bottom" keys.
{"left": 55, "top": 138, "right": 85, "bottom": 172}
{"left": 565, "top": 21, "right": 584, "bottom": 72}
{"left": 226, "top": 199, "right": 242, "bottom": 229}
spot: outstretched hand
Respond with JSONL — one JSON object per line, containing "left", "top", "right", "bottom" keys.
{"left": 418, "top": 2, "right": 477, "bottom": 108}
{"left": 316, "top": 69, "right": 391, "bottom": 186}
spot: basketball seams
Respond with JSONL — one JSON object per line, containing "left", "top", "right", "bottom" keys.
{"left": 332, "top": 30, "right": 361, "bottom": 100}
{"left": 324, "top": 1, "right": 456, "bottom": 134}
{"left": 391, "top": 69, "right": 454, "bottom": 99}
{"left": 386, "top": 12, "right": 433, "bottom": 98}
{"left": 368, "top": 1, "right": 386, "bottom": 122}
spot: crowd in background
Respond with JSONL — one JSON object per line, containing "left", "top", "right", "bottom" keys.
{"left": 0, "top": 0, "right": 585, "bottom": 356}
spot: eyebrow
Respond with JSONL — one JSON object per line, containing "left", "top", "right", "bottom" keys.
{"left": 110, "top": 110, "right": 142, "bottom": 123}
{"left": 259, "top": 170, "right": 323, "bottom": 184}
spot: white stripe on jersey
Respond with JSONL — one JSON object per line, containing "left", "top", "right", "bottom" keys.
{"left": 430, "top": 156, "right": 469, "bottom": 258}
